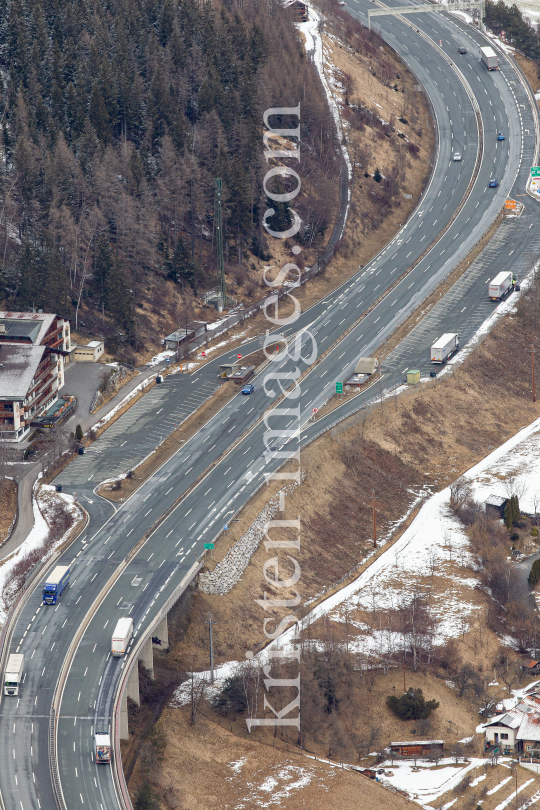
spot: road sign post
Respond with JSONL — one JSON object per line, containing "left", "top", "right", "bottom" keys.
{"left": 204, "top": 542, "right": 214, "bottom": 559}
{"left": 531, "top": 167, "right": 540, "bottom": 178}
{"left": 336, "top": 382, "right": 343, "bottom": 395}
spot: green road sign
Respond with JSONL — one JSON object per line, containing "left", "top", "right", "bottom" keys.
{"left": 336, "top": 382, "right": 343, "bottom": 394}
{"left": 531, "top": 167, "right": 540, "bottom": 178}
{"left": 204, "top": 543, "right": 214, "bottom": 550}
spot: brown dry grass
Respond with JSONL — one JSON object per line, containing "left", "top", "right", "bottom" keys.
{"left": 0, "top": 480, "right": 17, "bottom": 544}
{"left": 435, "top": 761, "right": 540, "bottom": 810}
{"left": 127, "top": 706, "right": 415, "bottom": 810}
{"left": 514, "top": 52, "right": 540, "bottom": 108}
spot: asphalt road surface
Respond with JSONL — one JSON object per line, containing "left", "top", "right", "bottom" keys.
{"left": 0, "top": 8, "right": 538, "bottom": 810}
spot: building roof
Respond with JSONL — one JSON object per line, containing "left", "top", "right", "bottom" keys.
{"left": 86, "top": 341, "right": 103, "bottom": 348}
{"left": 485, "top": 712, "right": 522, "bottom": 730}
{"left": 391, "top": 740, "right": 444, "bottom": 746}
{"left": 485, "top": 494, "right": 508, "bottom": 508}
{"left": 517, "top": 714, "right": 540, "bottom": 742}
{"left": 0, "top": 311, "right": 57, "bottom": 345}
{"left": 0, "top": 344, "right": 46, "bottom": 399}
{"left": 524, "top": 661, "right": 540, "bottom": 669}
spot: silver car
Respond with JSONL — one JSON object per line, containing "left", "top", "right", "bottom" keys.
{"left": 453, "top": 152, "right": 462, "bottom": 161}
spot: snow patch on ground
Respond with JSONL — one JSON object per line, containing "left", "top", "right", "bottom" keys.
{"left": 0, "top": 485, "right": 83, "bottom": 626}
{"left": 145, "top": 350, "right": 175, "bottom": 367}
{"left": 378, "top": 757, "right": 491, "bottom": 803}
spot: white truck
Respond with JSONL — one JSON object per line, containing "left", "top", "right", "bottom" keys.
{"left": 4, "top": 653, "right": 24, "bottom": 696}
{"left": 431, "top": 333, "right": 459, "bottom": 364}
{"left": 111, "top": 617, "right": 133, "bottom": 657}
{"left": 489, "top": 271, "right": 513, "bottom": 300}
{"left": 95, "top": 733, "right": 111, "bottom": 764}
{"left": 480, "top": 46, "right": 498, "bottom": 70}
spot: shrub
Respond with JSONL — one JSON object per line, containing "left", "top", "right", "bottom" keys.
{"left": 212, "top": 675, "right": 247, "bottom": 717}
{"left": 387, "top": 688, "right": 439, "bottom": 720}
{"left": 374, "top": 167, "right": 382, "bottom": 183}
{"left": 134, "top": 783, "right": 159, "bottom": 810}
{"left": 510, "top": 533, "right": 520, "bottom": 542}
{"left": 531, "top": 527, "right": 538, "bottom": 537}
{"left": 75, "top": 424, "right": 83, "bottom": 442}
{"left": 529, "top": 558, "right": 540, "bottom": 588}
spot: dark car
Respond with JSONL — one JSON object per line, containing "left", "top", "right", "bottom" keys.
{"left": 242, "top": 383, "right": 254, "bottom": 395}
{"left": 497, "top": 132, "right": 505, "bottom": 140}
{"left": 458, "top": 46, "right": 467, "bottom": 54}
{"left": 489, "top": 179, "right": 499, "bottom": 188}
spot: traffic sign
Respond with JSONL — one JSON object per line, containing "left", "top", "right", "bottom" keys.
{"left": 204, "top": 543, "right": 214, "bottom": 550}
{"left": 505, "top": 199, "right": 517, "bottom": 210}
{"left": 531, "top": 167, "right": 540, "bottom": 178}
{"left": 201, "top": 351, "right": 206, "bottom": 358}
{"left": 237, "top": 353, "right": 242, "bottom": 359}
{"left": 336, "top": 382, "right": 343, "bottom": 394}
{"left": 312, "top": 407, "right": 318, "bottom": 414}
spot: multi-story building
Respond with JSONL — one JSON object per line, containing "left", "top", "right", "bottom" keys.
{"left": 0, "top": 312, "right": 70, "bottom": 442}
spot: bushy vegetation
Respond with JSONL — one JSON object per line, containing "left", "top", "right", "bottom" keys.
{"left": 0, "top": 0, "right": 336, "bottom": 352}
{"left": 485, "top": 1, "right": 540, "bottom": 73}
{"left": 505, "top": 495, "right": 520, "bottom": 530}
{"left": 529, "top": 558, "right": 540, "bottom": 588}
{"left": 386, "top": 687, "right": 439, "bottom": 720}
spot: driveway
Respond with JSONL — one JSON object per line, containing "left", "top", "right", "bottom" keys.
{"left": 61, "top": 361, "right": 107, "bottom": 431}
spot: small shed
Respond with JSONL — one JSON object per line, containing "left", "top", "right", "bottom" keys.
{"left": 219, "top": 362, "right": 240, "bottom": 379}
{"left": 345, "top": 357, "right": 378, "bottom": 387}
{"left": 73, "top": 340, "right": 104, "bottom": 362}
{"left": 219, "top": 364, "right": 254, "bottom": 384}
{"left": 164, "top": 321, "right": 207, "bottom": 350}
{"left": 406, "top": 370, "right": 420, "bottom": 385}
{"left": 485, "top": 494, "right": 509, "bottom": 520}
{"left": 521, "top": 660, "right": 540, "bottom": 674}
{"left": 390, "top": 740, "right": 444, "bottom": 758}
{"left": 355, "top": 357, "right": 378, "bottom": 375}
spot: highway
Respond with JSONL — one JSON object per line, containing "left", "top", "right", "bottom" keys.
{"left": 0, "top": 6, "right": 538, "bottom": 810}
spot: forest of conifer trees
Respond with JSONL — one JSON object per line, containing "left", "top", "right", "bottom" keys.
{"left": 0, "top": 0, "right": 336, "bottom": 354}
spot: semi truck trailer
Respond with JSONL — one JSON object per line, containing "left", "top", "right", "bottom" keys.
{"left": 480, "top": 46, "right": 498, "bottom": 70}
{"left": 42, "top": 565, "right": 70, "bottom": 605}
{"left": 4, "top": 653, "right": 24, "bottom": 696}
{"left": 489, "top": 271, "right": 514, "bottom": 300}
{"left": 95, "top": 733, "right": 111, "bottom": 763}
{"left": 111, "top": 617, "right": 133, "bottom": 656}
{"left": 431, "top": 333, "right": 459, "bottom": 364}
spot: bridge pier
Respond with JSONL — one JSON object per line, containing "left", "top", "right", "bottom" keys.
{"left": 127, "top": 662, "right": 140, "bottom": 706}
{"left": 119, "top": 692, "right": 129, "bottom": 740}
{"left": 152, "top": 616, "right": 169, "bottom": 650}
{"left": 140, "top": 636, "right": 154, "bottom": 678}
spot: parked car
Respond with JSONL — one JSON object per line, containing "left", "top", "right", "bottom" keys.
{"left": 453, "top": 152, "right": 462, "bottom": 161}
{"left": 489, "top": 179, "right": 499, "bottom": 188}
{"left": 458, "top": 46, "right": 467, "bottom": 54}
{"left": 242, "top": 384, "right": 254, "bottom": 395}
{"left": 497, "top": 132, "right": 505, "bottom": 140}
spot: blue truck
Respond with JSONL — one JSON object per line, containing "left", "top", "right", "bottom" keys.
{"left": 42, "top": 565, "right": 70, "bottom": 605}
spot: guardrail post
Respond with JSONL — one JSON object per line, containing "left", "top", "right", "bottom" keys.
{"left": 152, "top": 616, "right": 168, "bottom": 650}
{"left": 139, "top": 636, "right": 154, "bottom": 678}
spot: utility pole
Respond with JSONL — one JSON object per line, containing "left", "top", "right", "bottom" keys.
{"left": 372, "top": 489, "right": 377, "bottom": 549}
{"left": 206, "top": 613, "right": 216, "bottom": 684}
{"left": 531, "top": 344, "right": 536, "bottom": 403}
{"left": 214, "top": 178, "right": 226, "bottom": 310}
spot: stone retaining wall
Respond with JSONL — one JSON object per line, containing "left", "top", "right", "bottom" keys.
{"left": 198, "top": 471, "right": 306, "bottom": 595}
